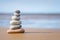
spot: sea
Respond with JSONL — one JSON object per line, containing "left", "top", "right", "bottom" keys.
{"left": 0, "top": 13, "right": 60, "bottom": 29}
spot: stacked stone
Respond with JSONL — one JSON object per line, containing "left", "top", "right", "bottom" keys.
{"left": 10, "top": 10, "right": 21, "bottom": 30}
{"left": 7, "top": 10, "right": 25, "bottom": 33}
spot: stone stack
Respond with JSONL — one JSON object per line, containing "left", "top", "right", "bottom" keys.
{"left": 7, "top": 10, "right": 25, "bottom": 33}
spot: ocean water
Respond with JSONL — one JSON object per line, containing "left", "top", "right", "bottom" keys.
{"left": 0, "top": 14, "right": 60, "bottom": 29}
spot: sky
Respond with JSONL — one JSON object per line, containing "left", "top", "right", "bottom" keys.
{"left": 0, "top": 0, "right": 60, "bottom": 14}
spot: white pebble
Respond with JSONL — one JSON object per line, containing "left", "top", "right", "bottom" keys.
{"left": 10, "top": 20, "right": 21, "bottom": 25}
{"left": 12, "top": 16, "right": 20, "bottom": 20}
{"left": 14, "top": 13, "right": 20, "bottom": 16}
{"left": 10, "top": 25, "right": 21, "bottom": 30}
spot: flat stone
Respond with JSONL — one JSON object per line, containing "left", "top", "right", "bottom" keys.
{"left": 7, "top": 28, "right": 25, "bottom": 33}
{"left": 12, "top": 16, "right": 20, "bottom": 20}
{"left": 10, "top": 21, "right": 21, "bottom": 25}
{"left": 10, "top": 25, "right": 22, "bottom": 30}
{"left": 14, "top": 13, "right": 20, "bottom": 16}
{"left": 15, "top": 10, "right": 20, "bottom": 13}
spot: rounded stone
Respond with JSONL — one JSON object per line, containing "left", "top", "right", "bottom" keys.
{"left": 12, "top": 16, "right": 20, "bottom": 20}
{"left": 15, "top": 10, "right": 20, "bottom": 13}
{"left": 10, "top": 21, "right": 21, "bottom": 25}
{"left": 7, "top": 28, "right": 25, "bottom": 33}
{"left": 10, "top": 25, "right": 22, "bottom": 30}
{"left": 14, "top": 13, "right": 20, "bottom": 16}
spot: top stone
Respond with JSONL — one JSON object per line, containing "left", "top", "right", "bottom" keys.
{"left": 15, "top": 10, "right": 20, "bottom": 13}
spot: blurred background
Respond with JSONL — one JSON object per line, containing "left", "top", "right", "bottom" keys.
{"left": 0, "top": 0, "right": 60, "bottom": 29}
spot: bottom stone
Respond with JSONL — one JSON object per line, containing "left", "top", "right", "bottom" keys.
{"left": 7, "top": 28, "right": 25, "bottom": 33}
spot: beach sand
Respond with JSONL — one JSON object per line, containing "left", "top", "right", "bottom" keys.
{"left": 0, "top": 14, "right": 60, "bottom": 40}
{"left": 0, "top": 27, "right": 60, "bottom": 40}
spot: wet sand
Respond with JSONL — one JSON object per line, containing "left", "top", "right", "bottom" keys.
{"left": 0, "top": 27, "right": 60, "bottom": 40}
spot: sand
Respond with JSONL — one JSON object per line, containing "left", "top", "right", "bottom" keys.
{"left": 0, "top": 27, "right": 60, "bottom": 40}
{"left": 0, "top": 14, "right": 60, "bottom": 40}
